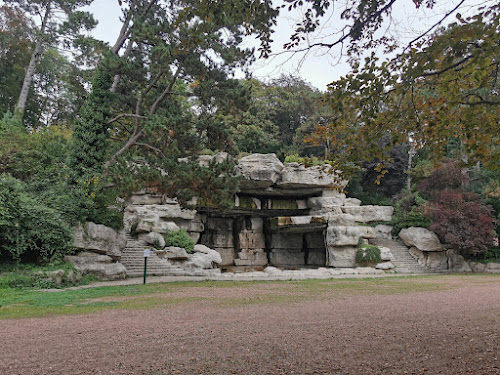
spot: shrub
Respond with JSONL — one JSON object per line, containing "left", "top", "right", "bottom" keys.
{"left": 0, "top": 262, "right": 96, "bottom": 289}
{"left": 164, "top": 229, "right": 195, "bottom": 253}
{"left": 428, "top": 190, "right": 495, "bottom": 256}
{"left": 356, "top": 242, "right": 382, "bottom": 266}
{"left": 391, "top": 191, "right": 431, "bottom": 233}
{"left": 0, "top": 174, "right": 73, "bottom": 263}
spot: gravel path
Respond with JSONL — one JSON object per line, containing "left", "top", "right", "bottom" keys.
{"left": 1, "top": 276, "right": 500, "bottom": 375}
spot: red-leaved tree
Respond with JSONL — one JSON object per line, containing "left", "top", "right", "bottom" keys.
{"left": 420, "top": 160, "right": 496, "bottom": 256}
{"left": 428, "top": 190, "right": 494, "bottom": 256}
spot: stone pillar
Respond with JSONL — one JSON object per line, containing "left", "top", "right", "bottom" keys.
{"left": 200, "top": 218, "right": 235, "bottom": 266}
{"left": 234, "top": 217, "right": 268, "bottom": 266}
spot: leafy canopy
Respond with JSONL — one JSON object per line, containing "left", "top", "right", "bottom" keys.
{"left": 305, "top": 3, "right": 499, "bottom": 178}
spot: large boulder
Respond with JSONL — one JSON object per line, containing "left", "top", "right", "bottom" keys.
{"left": 326, "top": 246, "right": 357, "bottom": 267}
{"left": 65, "top": 252, "right": 127, "bottom": 280}
{"left": 237, "top": 153, "right": 284, "bottom": 189}
{"left": 425, "top": 252, "right": 448, "bottom": 270}
{"left": 326, "top": 226, "right": 376, "bottom": 246}
{"left": 307, "top": 194, "right": 345, "bottom": 213}
{"left": 375, "top": 262, "right": 394, "bottom": 270}
{"left": 408, "top": 246, "right": 448, "bottom": 270}
{"left": 326, "top": 213, "right": 356, "bottom": 226}
{"left": 409, "top": 246, "right": 426, "bottom": 266}
{"left": 197, "top": 151, "right": 229, "bottom": 167}
{"left": 127, "top": 193, "right": 163, "bottom": 205}
{"left": 156, "top": 246, "right": 189, "bottom": 260}
{"left": 375, "top": 224, "right": 393, "bottom": 239}
{"left": 144, "top": 232, "right": 165, "bottom": 248}
{"left": 277, "top": 163, "right": 340, "bottom": 189}
{"left": 379, "top": 246, "right": 394, "bottom": 261}
{"left": 341, "top": 205, "right": 394, "bottom": 223}
{"left": 446, "top": 249, "right": 472, "bottom": 272}
{"left": 136, "top": 220, "right": 180, "bottom": 234}
{"left": 126, "top": 204, "right": 197, "bottom": 222}
{"left": 192, "top": 244, "right": 223, "bottom": 265}
{"left": 343, "top": 198, "right": 362, "bottom": 206}
{"left": 73, "top": 222, "right": 127, "bottom": 259}
{"left": 399, "top": 227, "right": 445, "bottom": 252}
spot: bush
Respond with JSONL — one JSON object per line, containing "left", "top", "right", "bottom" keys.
{"left": 0, "top": 174, "right": 73, "bottom": 263}
{"left": 391, "top": 191, "right": 431, "bottom": 233}
{"left": 164, "top": 229, "right": 195, "bottom": 253}
{"left": 428, "top": 190, "right": 495, "bottom": 256}
{"left": 0, "top": 262, "right": 96, "bottom": 289}
{"left": 356, "top": 242, "right": 382, "bottom": 266}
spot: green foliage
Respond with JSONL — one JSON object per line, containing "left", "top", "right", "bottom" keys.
{"left": 0, "top": 262, "right": 94, "bottom": 289}
{"left": 284, "top": 154, "right": 332, "bottom": 166}
{"left": 466, "top": 247, "right": 500, "bottom": 263}
{"left": 2, "top": 1, "right": 98, "bottom": 124}
{"left": 356, "top": 242, "right": 382, "bottom": 266}
{"left": 68, "top": 53, "right": 116, "bottom": 177}
{"left": 231, "top": 119, "right": 280, "bottom": 154}
{"left": 346, "top": 172, "right": 394, "bottom": 206}
{"left": 0, "top": 174, "right": 73, "bottom": 263}
{"left": 164, "top": 229, "right": 195, "bottom": 253}
{"left": 0, "top": 122, "right": 123, "bottom": 265}
{"left": 314, "top": 5, "right": 500, "bottom": 179}
{"left": 391, "top": 191, "right": 431, "bottom": 233}
{"left": 226, "top": 77, "right": 332, "bottom": 158}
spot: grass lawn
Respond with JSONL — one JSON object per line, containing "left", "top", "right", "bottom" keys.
{"left": 2, "top": 274, "right": 499, "bottom": 320}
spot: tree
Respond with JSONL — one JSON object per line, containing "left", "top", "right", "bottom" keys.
{"left": 282, "top": 1, "right": 499, "bottom": 179}
{"left": 306, "top": 4, "right": 499, "bottom": 182}
{"left": 0, "top": 6, "right": 34, "bottom": 116}
{"left": 217, "top": 76, "right": 332, "bottom": 156}
{"left": 4, "top": 0, "right": 97, "bottom": 120}
{"left": 419, "top": 160, "right": 495, "bottom": 256}
{"left": 68, "top": 0, "right": 279, "bottom": 205}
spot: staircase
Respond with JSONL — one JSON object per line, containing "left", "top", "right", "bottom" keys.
{"left": 370, "top": 238, "right": 429, "bottom": 274}
{"left": 120, "top": 235, "right": 185, "bottom": 277}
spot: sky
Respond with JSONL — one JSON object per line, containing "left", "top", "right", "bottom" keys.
{"left": 84, "top": 0, "right": 488, "bottom": 91}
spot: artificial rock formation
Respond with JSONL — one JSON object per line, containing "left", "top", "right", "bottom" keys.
{"left": 116, "top": 153, "right": 395, "bottom": 275}
{"left": 72, "top": 153, "right": 397, "bottom": 277}
{"left": 73, "top": 221, "right": 127, "bottom": 260}
{"left": 399, "top": 226, "right": 473, "bottom": 272}
{"left": 65, "top": 251, "right": 127, "bottom": 280}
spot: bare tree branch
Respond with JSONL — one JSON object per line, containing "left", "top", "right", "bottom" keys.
{"left": 404, "top": 0, "right": 467, "bottom": 52}
{"left": 112, "top": 0, "right": 137, "bottom": 54}
{"left": 421, "top": 55, "right": 473, "bottom": 77}
{"left": 106, "top": 113, "right": 146, "bottom": 125}
{"left": 103, "top": 129, "right": 144, "bottom": 176}
{"left": 111, "top": 0, "right": 157, "bottom": 55}
{"left": 135, "top": 142, "right": 167, "bottom": 159}
{"left": 150, "top": 66, "right": 181, "bottom": 115}
{"left": 110, "top": 40, "right": 135, "bottom": 92}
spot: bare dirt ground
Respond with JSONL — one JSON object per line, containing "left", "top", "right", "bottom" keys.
{"left": 1, "top": 275, "right": 500, "bottom": 375}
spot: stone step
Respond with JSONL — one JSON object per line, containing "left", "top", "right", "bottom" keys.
{"left": 370, "top": 238, "right": 430, "bottom": 273}
{"left": 121, "top": 236, "right": 185, "bottom": 276}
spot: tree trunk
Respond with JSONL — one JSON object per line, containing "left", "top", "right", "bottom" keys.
{"left": 15, "top": 1, "right": 52, "bottom": 116}
{"left": 406, "top": 141, "right": 416, "bottom": 191}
